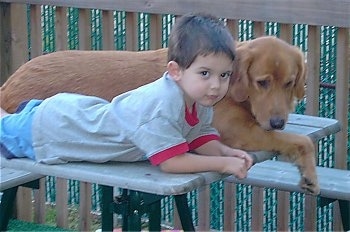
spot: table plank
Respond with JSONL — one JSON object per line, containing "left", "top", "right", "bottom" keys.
{"left": 0, "top": 157, "right": 226, "bottom": 195}
{"left": 0, "top": 167, "right": 43, "bottom": 191}
{"left": 225, "top": 160, "right": 350, "bottom": 201}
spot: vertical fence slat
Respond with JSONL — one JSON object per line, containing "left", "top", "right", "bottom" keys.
{"left": 280, "top": 23, "right": 293, "bottom": 42}
{"left": 304, "top": 195, "right": 317, "bottom": 231}
{"left": 251, "top": 187, "right": 264, "bottom": 231}
{"left": 253, "top": 21, "right": 265, "bottom": 37}
{"left": 56, "top": 178, "right": 68, "bottom": 228}
{"left": 79, "top": 182, "right": 92, "bottom": 231}
{"left": 226, "top": 19, "right": 239, "bottom": 40}
{"left": 0, "top": 2, "right": 11, "bottom": 84}
{"left": 335, "top": 27, "right": 349, "bottom": 170}
{"left": 149, "top": 13, "right": 162, "bottom": 50}
{"left": 197, "top": 186, "right": 210, "bottom": 231}
{"left": 30, "top": 4, "right": 42, "bottom": 57}
{"left": 55, "top": 6, "right": 68, "bottom": 51}
{"left": 306, "top": 25, "right": 321, "bottom": 115}
{"left": 102, "top": 10, "right": 114, "bottom": 50}
{"left": 334, "top": 28, "right": 349, "bottom": 231}
{"left": 223, "top": 182, "right": 236, "bottom": 231}
{"left": 78, "top": 8, "right": 91, "bottom": 50}
{"left": 16, "top": 187, "right": 32, "bottom": 221}
{"left": 125, "top": 12, "right": 138, "bottom": 51}
{"left": 33, "top": 178, "right": 46, "bottom": 224}
{"left": 0, "top": 3, "right": 28, "bottom": 84}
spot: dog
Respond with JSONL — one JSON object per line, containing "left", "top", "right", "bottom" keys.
{"left": 0, "top": 36, "right": 319, "bottom": 195}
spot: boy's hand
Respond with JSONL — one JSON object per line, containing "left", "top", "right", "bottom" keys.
{"left": 221, "top": 156, "right": 251, "bottom": 179}
{"left": 225, "top": 148, "right": 253, "bottom": 168}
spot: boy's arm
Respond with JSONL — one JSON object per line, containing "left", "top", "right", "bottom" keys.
{"left": 195, "top": 140, "right": 253, "bottom": 163}
{"left": 159, "top": 152, "right": 251, "bottom": 179}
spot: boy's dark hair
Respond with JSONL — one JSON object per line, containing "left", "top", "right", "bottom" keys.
{"left": 168, "top": 13, "right": 236, "bottom": 69}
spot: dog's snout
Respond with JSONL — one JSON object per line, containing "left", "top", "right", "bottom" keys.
{"left": 270, "top": 116, "right": 285, "bottom": 129}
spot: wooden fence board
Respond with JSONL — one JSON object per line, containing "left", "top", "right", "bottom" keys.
{"left": 2, "top": 0, "right": 349, "bottom": 27}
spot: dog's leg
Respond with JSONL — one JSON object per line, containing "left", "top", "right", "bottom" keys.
{"left": 213, "top": 105, "right": 320, "bottom": 195}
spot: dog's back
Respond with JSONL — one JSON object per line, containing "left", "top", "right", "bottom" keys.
{"left": 0, "top": 49, "right": 168, "bottom": 113}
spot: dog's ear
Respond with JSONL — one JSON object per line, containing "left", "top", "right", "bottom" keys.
{"left": 230, "top": 44, "right": 252, "bottom": 102}
{"left": 293, "top": 49, "right": 307, "bottom": 99}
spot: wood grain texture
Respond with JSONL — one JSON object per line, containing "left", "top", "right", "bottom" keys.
{"left": 1, "top": 0, "right": 349, "bottom": 27}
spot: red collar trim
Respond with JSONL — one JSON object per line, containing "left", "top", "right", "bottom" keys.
{"left": 185, "top": 103, "right": 199, "bottom": 126}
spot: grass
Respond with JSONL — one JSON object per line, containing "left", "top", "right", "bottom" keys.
{"left": 44, "top": 204, "right": 101, "bottom": 231}
{"left": 8, "top": 204, "right": 175, "bottom": 231}
{"left": 7, "top": 219, "right": 73, "bottom": 231}
{"left": 8, "top": 204, "right": 101, "bottom": 231}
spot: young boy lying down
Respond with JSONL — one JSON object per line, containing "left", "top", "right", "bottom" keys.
{"left": 0, "top": 13, "right": 252, "bottom": 179}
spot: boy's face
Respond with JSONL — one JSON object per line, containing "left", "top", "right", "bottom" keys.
{"left": 169, "top": 53, "right": 234, "bottom": 108}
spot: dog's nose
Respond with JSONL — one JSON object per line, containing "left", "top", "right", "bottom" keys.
{"left": 270, "top": 117, "right": 285, "bottom": 129}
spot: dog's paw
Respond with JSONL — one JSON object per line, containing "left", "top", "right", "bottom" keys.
{"left": 299, "top": 175, "right": 320, "bottom": 195}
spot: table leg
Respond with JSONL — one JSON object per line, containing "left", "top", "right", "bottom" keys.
{"left": 101, "top": 185, "right": 114, "bottom": 232}
{"left": 339, "top": 200, "right": 349, "bottom": 231}
{"left": 124, "top": 190, "right": 142, "bottom": 231}
{"left": 174, "top": 194, "right": 195, "bottom": 231}
{"left": 148, "top": 199, "right": 161, "bottom": 231}
{"left": 0, "top": 186, "right": 18, "bottom": 231}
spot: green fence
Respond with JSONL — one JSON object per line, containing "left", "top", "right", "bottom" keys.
{"left": 25, "top": 6, "right": 349, "bottom": 231}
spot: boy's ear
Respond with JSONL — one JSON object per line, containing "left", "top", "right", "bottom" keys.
{"left": 167, "top": 61, "right": 181, "bottom": 81}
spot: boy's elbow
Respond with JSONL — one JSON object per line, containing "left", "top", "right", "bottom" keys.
{"left": 158, "top": 155, "right": 184, "bottom": 173}
{"left": 159, "top": 160, "right": 176, "bottom": 173}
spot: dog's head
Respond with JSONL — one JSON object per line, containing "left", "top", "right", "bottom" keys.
{"left": 229, "top": 36, "right": 307, "bottom": 130}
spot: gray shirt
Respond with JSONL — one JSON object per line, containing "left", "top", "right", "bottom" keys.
{"left": 32, "top": 72, "right": 219, "bottom": 165}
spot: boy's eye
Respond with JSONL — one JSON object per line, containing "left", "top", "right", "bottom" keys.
{"left": 221, "top": 72, "right": 232, "bottom": 80}
{"left": 200, "top": 71, "right": 210, "bottom": 78}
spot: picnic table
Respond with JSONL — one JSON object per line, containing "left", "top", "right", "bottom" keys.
{"left": 0, "top": 113, "right": 343, "bottom": 231}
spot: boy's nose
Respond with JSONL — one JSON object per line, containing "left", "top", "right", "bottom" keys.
{"left": 210, "top": 77, "right": 221, "bottom": 89}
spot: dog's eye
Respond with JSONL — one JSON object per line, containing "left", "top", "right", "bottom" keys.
{"left": 284, "top": 81, "right": 294, "bottom": 88}
{"left": 257, "top": 80, "right": 269, "bottom": 89}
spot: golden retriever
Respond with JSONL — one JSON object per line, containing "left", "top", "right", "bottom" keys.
{"left": 0, "top": 36, "right": 319, "bottom": 195}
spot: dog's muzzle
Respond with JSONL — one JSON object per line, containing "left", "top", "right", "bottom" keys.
{"left": 270, "top": 116, "right": 285, "bottom": 129}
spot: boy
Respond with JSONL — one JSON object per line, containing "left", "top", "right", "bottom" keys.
{"left": 1, "top": 13, "right": 253, "bottom": 179}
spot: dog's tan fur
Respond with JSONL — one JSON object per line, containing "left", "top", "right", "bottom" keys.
{"left": 0, "top": 36, "right": 319, "bottom": 195}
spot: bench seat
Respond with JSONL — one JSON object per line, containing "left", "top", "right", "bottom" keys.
{"left": 0, "top": 167, "right": 43, "bottom": 192}
{"left": 224, "top": 160, "right": 350, "bottom": 231}
{"left": 225, "top": 160, "right": 350, "bottom": 200}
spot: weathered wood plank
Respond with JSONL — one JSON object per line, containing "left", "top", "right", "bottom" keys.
{"left": 55, "top": 6, "right": 68, "bottom": 51}
{"left": 335, "top": 28, "right": 350, "bottom": 170}
{"left": 2, "top": 0, "right": 350, "bottom": 27}
{"left": 0, "top": 167, "right": 43, "bottom": 191}
{"left": 102, "top": 10, "right": 115, "bottom": 50}
{"left": 225, "top": 160, "right": 350, "bottom": 201}
{"left": 30, "top": 4, "right": 42, "bottom": 58}
{"left": 79, "top": 182, "right": 92, "bottom": 231}
{"left": 0, "top": 3, "right": 28, "bottom": 84}
{"left": 33, "top": 179, "right": 46, "bottom": 224}
{"left": 125, "top": 12, "right": 138, "bottom": 51}
{"left": 197, "top": 186, "right": 210, "bottom": 231}
{"left": 56, "top": 178, "right": 68, "bottom": 228}
{"left": 149, "top": 13, "right": 162, "bottom": 50}
{"left": 305, "top": 26, "right": 321, "bottom": 116}
{"left": 1, "top": 157, "right": 225, "bottom": 195}
{"left": 78, "top": 8, "right": 91, "bottom": 50}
